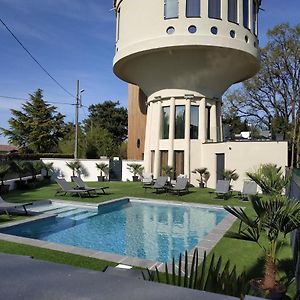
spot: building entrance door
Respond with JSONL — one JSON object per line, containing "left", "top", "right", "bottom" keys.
{"left": 216, "top": 153, "right": 225, "bottom": 181}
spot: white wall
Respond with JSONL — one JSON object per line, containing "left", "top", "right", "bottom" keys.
{"left": 41, "top": 158, "right": 145, "bottom": 182}
{"left": 122, "top": 160, "right": 144, "bottom": 181}
{"left": 42, "top": 158, "right": 110, "bottom": 182}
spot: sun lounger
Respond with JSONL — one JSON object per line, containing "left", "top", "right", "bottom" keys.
{"left": 0, "top": 196, "right": 32, "bottom": 215}
{"left": 166, "top": 177, "right": 189, "bottom": 195}
{"left": 141, "top": 174, "right": 153, "bottom": 186}
{"left": 238, "top": 181, "right": 257, "bottom": 200}
{"left": 55, "top": 178, "right": 92, "bottom": 197}
{"left": 214, "top": 180, "right": 231, "bottom": 199}
{"left": 144, "top": 176, "right": 167, "bottom": 193}
{"left": 72, "top": 176, "right": 109, "bottom": 195}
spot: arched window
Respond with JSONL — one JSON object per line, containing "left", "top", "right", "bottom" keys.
{"left": 208, "top": 0, "right": 221, "bottom": 19}
{"left": 164, "top": 0, "right": 179, "bottom": 19}
{"left": 186, "top": 0, "right": 201, "bottom": 18}
{"left": 228, "top": 0, "right": 237, "bottom": 23}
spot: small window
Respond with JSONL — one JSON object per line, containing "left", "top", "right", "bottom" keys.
{"left": 245, "top": 35, "right": 249, "bottom": 43}
{"left": 228, "top": 0, "right": 237, "bottom": 23}
{"left": 208, "top": 0, "right": 221, "bottom": 19}
{"left": 164, "top": 0, "right": 179, "bottom": 19}
{"left": 230, "top": 30, "right": 236, "bottom": 38}
{"left": 188, "top": 25, "right": 197, "bottom": 33}
{"left": 186, "top": 0, "right": 201, "bottom": 18}
{"left": 211, "top": 26, "right": 218, "bottom": 35}
{"left": 243, "top": 0, "right": 249, "bottom": 29}
{"left": 166, "top": 26, "right": 175, "bottom": 34}
{"left": 137, "top": 139, "right": 141, "bottom": 148}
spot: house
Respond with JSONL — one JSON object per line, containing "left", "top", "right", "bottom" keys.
{"left": 112, "top": 0, "right": 287, "bottom": 190}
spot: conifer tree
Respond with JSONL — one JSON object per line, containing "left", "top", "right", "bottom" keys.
{"left": 1, "top": 89, "right": 66, "bottom": 153}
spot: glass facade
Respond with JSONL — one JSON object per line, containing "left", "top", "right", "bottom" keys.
{"left": 162, "top": 106, "right": 170, "bottom": 139}
{"left": 253, "top": 0, "right": 258, "bottom": 35}
{"left": 164, "top": 0, "right": 179, "bottom": 19}
{"left": 175, "top": 106, "right": 185, "bottom": 139}
{"left": 208, "top": 0, "right": 221, "bottom": 19}
{"left": 243, "top": 0, "right": 249, "bottom": 29}
{"left": 186, "top": 0, "right": 200, "bottom": 18}
{"left": 228, "top": 0, "right": 237, "bottom": 23}
{"left": 190, "top": 106, "right": 199, "bottom": 139}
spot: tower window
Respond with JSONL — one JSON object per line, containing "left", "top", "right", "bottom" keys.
{"left": 206, "top": 106, "right": 211, "bottom": 140}
{"left": 253, "top": 0, "right": 258, "bottom": 35}
{"left": 175, "top": 105, "right": 185, "bottom": 139}
{"left": 166, "top": 26, "right": 175, "bottom": 34}
{"left": 188, "top": 25, "right": 197, "bottom": 33}
{"left": 186, "top": 0, "right": 200, "bottom": 18}
{"left": 243, "top": 0, "right": 249, "bottom": 29}
{"left": 162, "top": 106, "right": 170, "bottom": 139}
{"left": 228, "top": 0, "right": 237, "bottom": 23}
{"left": 190, "top": 106, "right": 199, "bottom": 139}
{"left": 208, "top": 0, "right": 221, "bottom": 19}
{"left": 116, "top": 8, "right": 121, "bottom": 42}
{"left": 211, "top": 26, "right": 218, "bottom": 35}
{"left": 164, "top": 0, "right": 179, "bottom": 19}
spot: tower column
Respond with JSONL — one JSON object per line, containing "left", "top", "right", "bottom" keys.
{"left": 210, "top": 103, "right": 217, "bottom": 142}
{"left": 200, "top": 97, "right": 206, "bottom": 142}
{"left": 144, "top": 102, "right": 152, "bottom": 172}
{"left": 184, "top": 99, "right": 191, "bottom": 178}
{"left": 168, "top": 97, "right": 175, "bottom": 167}
{"left": 216, "top": 100, "right": 222, "bottom": 142}
{"left": 154, "top": 101, "right": 162, "bottom": 178}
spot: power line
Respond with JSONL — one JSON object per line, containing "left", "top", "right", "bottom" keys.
{"left": 0, "top": 95, "right": 75, "bottom": 106}
{"left": 0, "top": 17, "right": 75, "bottom": 99}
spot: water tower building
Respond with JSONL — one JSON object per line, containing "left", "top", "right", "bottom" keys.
{"left": 113, "top": 0, "right": 288, "bottom": 189}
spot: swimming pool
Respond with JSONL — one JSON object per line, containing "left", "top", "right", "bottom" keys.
{"left": 1, "top": 199, "right": 229, "bottom": 263}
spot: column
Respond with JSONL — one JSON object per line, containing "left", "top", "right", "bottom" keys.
{"left": 217, "top": 100, "right": 223, "bottom": 142}
{"left": 168, "top": 97, "right": 175, "bottom": 167}
{"left": 143, "top": 102, "right": 152, "bottom": 173}
{"left": 210, "top": 102, "right": 217, "bottom": 142}
{"left": 202, "top": 0, "right": 208, "bottom": 17}
{"left": 154, "top": 101, "right": 162, "bottom": 178}
{"left": 238, "top": 0, "right": 243, "bottom": 25}
{"left": 199, "top": 97, "right": 206, "bottom": 142}
{"left": 184, "top": 99, "right": 191, "bottom": 179}
{"left": 249, "top": 0, "right": 254, "bottom": 33}
{"left": 221, "top": 0, "right": 228, "bottom": 20}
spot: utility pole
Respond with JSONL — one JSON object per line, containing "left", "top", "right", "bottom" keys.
{"left": 74, "top": 80, "right": 79, "bottom": 160}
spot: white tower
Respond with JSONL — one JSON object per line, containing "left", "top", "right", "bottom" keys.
{"left": 113, "top": 0, "right": 262, "bottom": 183}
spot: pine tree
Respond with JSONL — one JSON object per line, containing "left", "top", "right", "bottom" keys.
{"left": 1, "top": 89, "right": 66, "bottom": 153}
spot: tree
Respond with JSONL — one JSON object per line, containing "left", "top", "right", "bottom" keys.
{"left": 84, "top": 101, "right": 128, "bottom": 145}
{"left": 85, "top": 126, "right": 115, "bottom": 158}
{"left": 223, "top": 24, "right": 300, "bottom": 166}
{"left": 1, "top": 89, "right": 66, "bottom": 153}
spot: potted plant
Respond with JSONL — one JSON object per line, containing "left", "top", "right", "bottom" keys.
{"left": 0, "top": 161, "right": 11, "bottom": 194}
{"left": 162, "top": 165, "right": 174, "bottom": 183}
{"left": 224, "top": 196, "right": 300, "bottom": 299}
{"left": 192, "top": 167, "right": 210, "bottom": 188}
{"left": 27, "top": 161, "right": 44, "bottom": 186}
{"left": 66, "top": 160, "right": 82, "bottom": 181}
{"left": 95, "top": 162, "right": 109, "bottom": 182}
{"left": 43, "top": 162, "right": 54, "bottom": 180}
{"left": 127, "top": 163, "right": 144, "bottom": 182}
{"left": 246, "top": 164, "right": 289, "bottom": 195}
{"left": 221, "top": 169, "right": 239, "bottom": 190}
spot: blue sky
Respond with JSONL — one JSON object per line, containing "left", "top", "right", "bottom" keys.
{"left": 0, "top": 0, "right": 299, "bottom": 144}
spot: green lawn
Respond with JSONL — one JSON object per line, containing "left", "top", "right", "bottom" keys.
{"left": 0, "top": 181, "right": 295, "bottom": 297}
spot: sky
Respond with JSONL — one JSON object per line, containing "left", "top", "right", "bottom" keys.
{"left": 0, "top": 0, "right": 299, "bottom": 144}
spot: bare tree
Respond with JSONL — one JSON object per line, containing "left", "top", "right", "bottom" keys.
{"left": 224, "top": 23, "right": 300, "bottom": 166}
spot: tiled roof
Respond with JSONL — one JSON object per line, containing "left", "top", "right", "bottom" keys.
{"left": 0, "top": 145, "right": 18, "bottom": 152}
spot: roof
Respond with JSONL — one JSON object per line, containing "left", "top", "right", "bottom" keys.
{"left": 0, "top": 144, "right": 18, "bottom": 153}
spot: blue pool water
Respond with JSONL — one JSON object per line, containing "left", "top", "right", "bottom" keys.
{"left": 2, "top": 200, "right": 227, "bottom": 263}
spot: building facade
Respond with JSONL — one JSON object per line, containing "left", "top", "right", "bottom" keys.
{"left": 113, "top": 0, "right": 288, "bottom": 189}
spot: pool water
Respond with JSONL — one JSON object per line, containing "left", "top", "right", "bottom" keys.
{"left": 2, "top": 200, "right": 227, "bottom": 263}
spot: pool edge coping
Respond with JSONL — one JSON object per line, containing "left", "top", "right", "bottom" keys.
{"left": 0, "top": 197, "right": 237, "bottom": 270}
